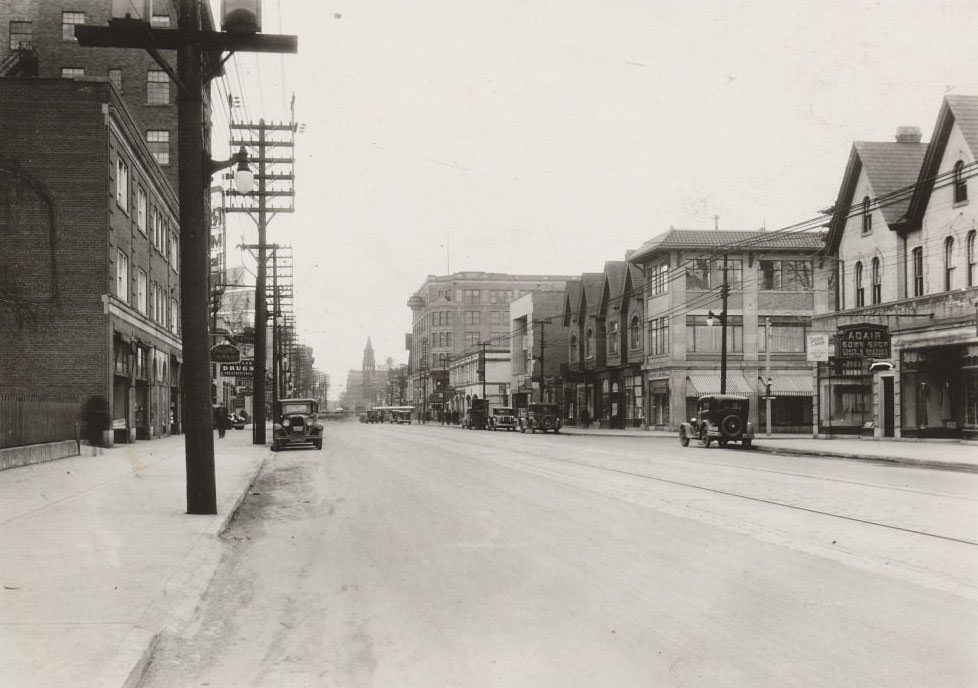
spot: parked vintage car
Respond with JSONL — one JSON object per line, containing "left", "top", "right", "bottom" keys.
{"left": 463, "top": 398, "right": 489, "bottom": 429}
{"left": 679, "top": 394, "right": 753, "bottom": 448}
{"left": 488, "top": 406, "right": 517, "bottom": 431}
{"left": 271, "top": 398, "right": 324, "bottom": 451}
{"left": 519, "top": 403, "right": 562, "bottom": 433}
{"left": 391, "top": 409, "right": 412, "bottom": 424}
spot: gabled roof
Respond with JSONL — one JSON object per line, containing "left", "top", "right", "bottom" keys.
{"left": 629, "top": 229, "right": 825, "bottom": 263}
{"left": 824, "top": 138, "right": 927, "bottom": 252}
{"left": 579, "top": 273, "right": 604, "bottom": 321}
{"left": 562, "top": 279, "right": 582, "bottom": 326}
{"left": 907, "top": 94, "right": 978, "bottom": 226}
{"left": 599, "top": 261, "right": 628, "bottom": 315}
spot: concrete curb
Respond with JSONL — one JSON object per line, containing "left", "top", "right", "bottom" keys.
{"left": 218, "top": 454, "right": 269, "bottom": 536}
{"left": 750, "top": 444, "right": 978, "bottom": 474}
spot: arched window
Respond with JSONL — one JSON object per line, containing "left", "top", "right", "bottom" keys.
{"left": 629, "top": 315, "right": 640, "bottom": 349}
{"left": 585, "top": 328, "right": 594, "bottom": 359}
{"left": 944, "top": 236, "right": 955, "bottom": 291}
{"left": 861, "top": 196, "right": 872, "bottom": 234}
{"left": 954, "top": 160, "right": 968, "bottom": 204}
{"left": 871, "top": 257, "right": 881, "bottom": 304}
{"left": 854, "top": 261, "right": 864, "bottom": 307}
{"left": 968, "top": 230, "right": 977, "bottom": 287}
{"left": 569, "top": 334, "right": 578, "bottom": 363}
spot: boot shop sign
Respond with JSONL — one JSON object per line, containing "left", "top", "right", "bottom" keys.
{"left": 836, "top": 323, "right": 890, "bottom": 359}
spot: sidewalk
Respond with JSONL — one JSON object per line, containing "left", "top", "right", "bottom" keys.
{"left": 0, "top": 428, "right": 268, "bottom": 688}
{"left": 558, "top": 426, "right": 978, "bottom": 472}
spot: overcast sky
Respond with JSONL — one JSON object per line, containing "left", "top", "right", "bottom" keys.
{"left": 211, "top": 1, "right": 978, "bottom": 396}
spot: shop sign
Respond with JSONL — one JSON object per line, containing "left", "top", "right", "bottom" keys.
{"left": 220, "top": 359, "right": 254, "bottom": 375}
{"left": 806, "top": 333, "right": 831, "bottom": 362}
{"left": 210, "top": 343, "right": 241, "bottom": 363}
{"left": 836, "top": 324, "right": 890, "bottom": 359}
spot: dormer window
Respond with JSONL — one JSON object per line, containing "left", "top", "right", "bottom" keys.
{"left": 861, "top": 196, "right": 872, "bottom": 234}
{"left": 953, "top": 160, "right": 968, "bottom": 204}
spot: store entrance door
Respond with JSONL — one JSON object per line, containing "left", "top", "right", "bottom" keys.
{"left": 882, "top": 376, "right": 895, "bottom": 437}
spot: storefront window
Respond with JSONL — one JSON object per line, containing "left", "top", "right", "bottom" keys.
{"left": 649, "top": 379, "right": 669, "bottom": 426}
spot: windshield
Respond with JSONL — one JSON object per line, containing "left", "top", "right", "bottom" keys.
{"left": 281, "top": 402, "right": 314, "bottom": 415}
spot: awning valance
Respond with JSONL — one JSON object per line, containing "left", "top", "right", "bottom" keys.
{"left": 765, "top": 374, "right": 814, "bottom": 396}
{"left": 686, "top": 374, "right": 755, "bottom": 396}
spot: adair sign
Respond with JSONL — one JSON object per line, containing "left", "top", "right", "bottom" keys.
{"left": 837, "top": 324, "right": 890, "bottom": 359}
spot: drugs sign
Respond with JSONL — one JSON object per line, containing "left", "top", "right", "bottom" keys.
{"left": 220, "top": 359, "right": 254, "bottom": 376}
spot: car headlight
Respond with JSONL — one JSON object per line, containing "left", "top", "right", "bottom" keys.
{"left": 282, "top": 418, "right": 291, "bottom": 428}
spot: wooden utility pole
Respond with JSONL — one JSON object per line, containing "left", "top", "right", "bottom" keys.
{"left": 76, "top": 3, "right": 296, "bottom": 514}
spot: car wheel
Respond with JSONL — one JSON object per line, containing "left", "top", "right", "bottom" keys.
{"left": 314, "top": 440, "right": 323, "bottom": 450}
{"left": 700, "top": 426, "right": 711, "bottom": 448}
{"left": 680, "top": 428, "right": 689, "bottom": 447}
{"left": 270, "top": 443, "right": 279, "bottom": 452}
{"left": 721, "top": 414, "right": 743, "bottom": 437}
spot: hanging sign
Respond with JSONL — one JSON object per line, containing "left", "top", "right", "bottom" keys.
{"left": 836, "top": 324, "right": 890, "bottom": 359}
{"left": 210, "top": 343, "right": 241, "bottom": 362}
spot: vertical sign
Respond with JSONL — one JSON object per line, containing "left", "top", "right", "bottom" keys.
{"left": 209, "top": 187, "right": 226, "bottom": 288}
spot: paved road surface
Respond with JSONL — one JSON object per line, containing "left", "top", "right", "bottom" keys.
{"left": 140, "top": 421, "right": 978, "bottom": 687}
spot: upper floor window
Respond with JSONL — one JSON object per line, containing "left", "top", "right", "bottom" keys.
{"left": 150, "top": 13, "right": 171, "bottom": 27}
{"left": 61, "top": 11, "right": 85, "bottom": 41}
{"left": 647, "top": 262, "right": 669, "bottom": 296}
{"left": 135, "top": 268, "right": 148, "bottom": 314}
{"left": 686, "top": 258, "right": 742, "bottom": 291}
{"left": 431, "top": 310, "right": 451, "bottom": 326}
{"left": 489, "top": 311, "right": 506, "bottom": 326}
{"left": 10, "top": 21, "right": 32, "bottom": 49}
{"left": 136, "top": 186, "right": 147, "bottom": 233}
{"left": 462, "top": 289, "right": 480, "bottom": 304}
{"left": 116, "top": 157, "right": 129, "bottom": 212}
{"left": 147, "top": 130, "right": 170, "bottom": 165}
{"left": 912, "top": 247, "right": 924, "bottom": 296}
{"left": 968, "top": 231, "right": 977, "bottom": 287}
{"left": 953, "top": 160, "right": 968, "bottom": 204}
{"left": 854, "top": 262, "right": 865, "bottom": 307}
{"left": 648, "top": 317, "right": 670, "bottom": 356}
{"left": 169, "top": 233, "right": 179, "bottom": 272}
{"left": 463, "top": 310, "right": 480, "bottom": 326}
{"left": 629, "top": 315, "right": 641, "bottom": 350}
{"left": 861, "top": 196, "right": 872, "bottom": 234}
{"left": 607, "top": 321, "right": 619, "bottom": 355}
{"left": 61, "top": 67, "right": 85, "bottom": 78}
{"left": 116, "top": 250, "right": 129, "bottom": 302}
{"left": 464, "top": 331, "right": 480, "bottom": 347}
{"left": 944, "top": 236, "right": 955, "bottom": 291}
{"left": 170, "top": 298, "right": 179, "bottom": 333}
{"left": 687, "top": 315, "right": 742, "bottom": 353}
{"left": 108, "top": 68, "right": 123, "bottom": 92}
{"left": 760, "top": 259, "right": 812, "bottom": 291}
{"left": 871, "top": 257, "right": 881, "bottom": 304}
{"left": 758, "top": 319, "right": 807, "bottom": 353}
{"left": 569, "top": 334, "right": 578, "bottom": 363}
{"left": 488, "top": 289, "right": 513, "bottom": 304}
{"left": 585, "top": 328, "right": 594, "bottom": 359}
{"left": 146, "top": 70, "right": 169, "bottom": 105}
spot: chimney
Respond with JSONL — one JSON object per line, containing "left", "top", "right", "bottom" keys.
{"left": 895, "top": 126, "right": 922, "bottom": 144}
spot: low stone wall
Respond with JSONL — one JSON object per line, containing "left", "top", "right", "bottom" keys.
{"left": 0, "top": 440, "right": 80, "bottom": 471}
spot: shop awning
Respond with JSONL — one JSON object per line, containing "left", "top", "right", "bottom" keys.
{"left": 686, "top": 374, "right": 755, "bottom": 396}
{"left": 765, "top": 374, "right": 814, "bottom": 396}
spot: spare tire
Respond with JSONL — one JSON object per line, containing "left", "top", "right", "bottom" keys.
{"left": 542, "top": 415, "right": 555, "bottom": 429}
{"left": 721, "top": 414, "right": 743, "bottom": 437}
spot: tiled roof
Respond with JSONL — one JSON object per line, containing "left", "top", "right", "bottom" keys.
{"left": 563, "top": 280, "right": 582, "bottom": 321}
{"left": 945, "top": 95, "right": 978, "bottom": 153}
{"left": 603, "top": 261, "right": 628, "bottom": 299}
{"left": 580, "top": 273, "right": 604, "bottom": 314}
{"left": 852, "top": 141, "right": 928, "bottom": 225}
{"left": 629, "top": 229, "right": 825, "bottom": 263}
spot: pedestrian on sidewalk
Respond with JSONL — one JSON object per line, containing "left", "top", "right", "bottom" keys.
{"left": 214, "top": 404, "right": 229, "bottom": 438}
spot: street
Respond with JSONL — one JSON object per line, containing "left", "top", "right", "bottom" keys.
{"left": 140, "top": 421, "right": 978, "bottom": 687}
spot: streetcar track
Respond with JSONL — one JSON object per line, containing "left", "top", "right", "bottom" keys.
{"left": 357, "top": 424, "right": 978, "bottom": 547}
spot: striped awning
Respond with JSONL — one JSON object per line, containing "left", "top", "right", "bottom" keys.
{"left": 765, "top": 374, "right": 814, "bottom": 396}
{"left": 686, "top": 374, "right": 756, "bottom": 396}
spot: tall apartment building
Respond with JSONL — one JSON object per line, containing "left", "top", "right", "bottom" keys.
{"left": 406, "top": 272, "right": 573, "bottom": 415}
{"left": 0, "top": 79, "right": 182, "bottom": 445}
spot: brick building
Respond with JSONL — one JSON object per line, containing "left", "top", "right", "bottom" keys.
{"left": 0, "top": 0, "right": 192, "bottom": 193}
{"left": 0, "top": 78, "right": 182, "bottom": 445}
